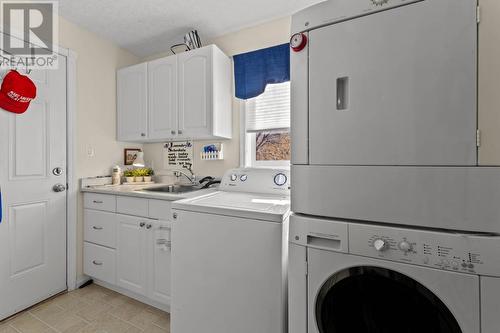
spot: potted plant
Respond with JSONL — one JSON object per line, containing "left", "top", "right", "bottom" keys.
{"left": 133, "top": 168, "right": 145, "bottom": 182}
{"left": 123, "top": 169, "right": 135, "bottom": 183}
{"left": 143, "top": 168, "right": 154, "bottom": 182}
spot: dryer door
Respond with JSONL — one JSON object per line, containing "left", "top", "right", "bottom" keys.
{"left": 307, "top": 249, "right": 480, "bottom": 333}
{"left": 308, "top": 0, "right": 477, "bottom": 166}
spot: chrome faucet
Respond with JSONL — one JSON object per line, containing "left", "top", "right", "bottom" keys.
{"left": 174, "top": 169, "right": 196, "bottom": 184}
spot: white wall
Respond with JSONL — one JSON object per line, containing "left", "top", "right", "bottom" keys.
{"left": 142, "top": 17, "right": 291, "bottom": 178}
{"left": 59, "top": 17, "right": 140, "bottom": 279}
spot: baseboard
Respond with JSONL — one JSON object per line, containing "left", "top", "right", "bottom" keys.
{"left": 75, "top": 275, "right": 92, "bottom": 290}
{"left": 93, "top": 279, "right": 170, "bottom": 313}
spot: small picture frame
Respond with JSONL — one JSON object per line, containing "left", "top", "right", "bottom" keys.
{"left": 124, "top": 148, "right": 141, "bottom": 165}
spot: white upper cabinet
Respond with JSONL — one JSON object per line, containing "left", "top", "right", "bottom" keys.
{"left": 178, "top": 47, "right": 212, "bottom": 138}
{"left": 117, "top": 45, "right": 232, "bottom": 142}
{"left": 117, "top": 63, "right": 148, "bottom": 141}
{"left": 148, "top": 56, "right": 178, "bottom": 140}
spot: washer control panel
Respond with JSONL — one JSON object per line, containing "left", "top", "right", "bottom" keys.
{"left": 349, "top": 223, "right": 500, "bottom": 276}
{"left": 220, "top": 168, "right": 290, "bottom": 195}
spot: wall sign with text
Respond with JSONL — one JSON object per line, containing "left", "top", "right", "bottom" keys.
{"left": 164, "top": 140, "right": 193, "bottom": 171}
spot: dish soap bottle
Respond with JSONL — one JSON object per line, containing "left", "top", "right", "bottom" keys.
{"left": 112, "top": 165, "right": 122, "bottom": 185}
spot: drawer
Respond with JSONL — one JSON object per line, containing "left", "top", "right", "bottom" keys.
{"left": 84, "top": 193, "right": 116, "bottom": 212}
{"left": 84, "top": 209, "right": 117, "bottom": 248}
{"left": 84, "top": 242, "right": 116, "bottom": 284}
{"left": 117, "top": 196, "right": 148, "bottom": 217}
{"left": 149, "top": 199, "right": 172, "bottom": 220}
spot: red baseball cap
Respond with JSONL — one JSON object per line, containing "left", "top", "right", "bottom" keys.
{"left": 0, "top": 70, "right": 37, "bottom": 114}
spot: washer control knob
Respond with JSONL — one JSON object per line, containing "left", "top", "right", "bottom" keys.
{"left": 398, "top": 241, "right": 412, "bottom": 253}
{"left": 230, "top": 174, "right": 238, "bottom": 181}
{"left": 240, "top": 175, "right": 248, "bottom": 182}
{"left": 373, "top": 239, "right": 388, "bottom": 252}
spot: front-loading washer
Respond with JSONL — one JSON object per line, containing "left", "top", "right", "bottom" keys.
{"left": 289, "top": 214, "right": 500, "bottom": 333}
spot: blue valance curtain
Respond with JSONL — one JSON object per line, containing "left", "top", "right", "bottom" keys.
{"left": 234, "top": 43, "right": 290, "bottom": 100}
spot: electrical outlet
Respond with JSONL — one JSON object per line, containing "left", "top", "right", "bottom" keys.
{"left": 87, "top": 146, "right": 95, "bottom": 158}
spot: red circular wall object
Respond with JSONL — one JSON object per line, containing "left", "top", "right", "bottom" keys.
{"left": 290, "top": 33, "right": 307, "bottom": 52}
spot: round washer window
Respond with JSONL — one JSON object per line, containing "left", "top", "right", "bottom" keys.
{"left": 315, "top": 266, "right": 462, "bottom": 333}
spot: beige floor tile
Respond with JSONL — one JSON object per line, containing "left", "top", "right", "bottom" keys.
{"left": 143, "top": 322, "right": 170, "bottom": 333}
{"left": 77, "top": 313, "right": 138, "bottom": 333}
{"left": 100, "top": 290, "right": 129, "bottom": 307}
{"left": 0, "top": 325, "right": 18, "bottom": 333}
{"left": 3, "top": 284, "right": 171, "bottom": 333}
{"left": 150, "top": 310, "right": 170, "bottom": 330}
{"left": 29, "top": 301, "right": 65, "bottom": 323}
{"left": 9, "top": 313, "right": 56, "bottom": 333}
{"left": 127, "top": 307, "right": 167, "bottom": 330}
{"left": 74, "top": 299, "right": 113, "bottom": 322}
{"left": 51, "top": 293, "right": 91, "bottom": 312}
{"left": 108, "top": 298, "right": 147, "bottom": 322}
{"left": 42, "top": 309, "right": 88, "bottom": 333}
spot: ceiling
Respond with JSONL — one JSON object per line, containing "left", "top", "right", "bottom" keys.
{"left": 58, "top": 0, "right": 322, "bottom": 57}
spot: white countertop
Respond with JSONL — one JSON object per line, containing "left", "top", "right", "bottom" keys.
{"left": 81, "top": 183, "right": 216, "bottom": 201}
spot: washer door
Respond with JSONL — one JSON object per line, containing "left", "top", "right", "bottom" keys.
{"left": 316, "top": 266, "right": 461, "bottom": 333}
{"left": 308, "top": 249, "right": 480, "bottom": 333}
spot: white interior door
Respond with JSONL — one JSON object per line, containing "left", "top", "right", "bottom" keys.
{"left": 309, "top": 0, "right": 477, "bottom": 166}
{"left": 0, "top": 56, "right": 67, "bottom": 320}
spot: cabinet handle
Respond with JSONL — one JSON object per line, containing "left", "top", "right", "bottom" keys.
{"left": 93, "top": 226, "right": 103, "bottom": 230}
{"left": 172, "top": 213, "right": 178, "bottom": 220}
{"left": 140, "top": 222, "right": 146, "bottom": 228}
{"left": 141, "top": 133, "right": 146, "bottom": 137}
{"left": 178, "top": 130, "right": 183, "bottom": 135}
{"left": 93, "top": 200, "right": 103, "bottom": 204}
{"left": 146, "top": 224, "right": 152, "bottom": 229}
{"left": 171, "top": 130, "right": 176, "bottom": 135}
{"left": 92, "top": 260, "right": 103, "bottom": 266}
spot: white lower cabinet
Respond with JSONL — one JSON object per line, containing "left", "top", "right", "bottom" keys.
{"left": 116, "top": 214, "right": 149, "bottom": 295}
{"left": 83, "top": 242, "right": 116, "bottom": 285}
{"left": 148, "top": 220, "right": 172, "bottom": 304}
{"left": 83, "top": 193, "right": 172, "bottom": 308}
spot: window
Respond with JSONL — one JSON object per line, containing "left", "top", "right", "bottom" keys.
{"left": 242, "top": 82, "right": 291, "bottom": 168}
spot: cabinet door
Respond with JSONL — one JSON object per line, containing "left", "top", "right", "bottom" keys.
{"left": 148, "top": 57, "right": 178, "bottom": 140}
{"left": 116, "top": 214, "right": 147, "bottom": 295}
{"left": 178, "top": 47, "right": 213, "bottom": 138}
{"left": 148, "top": 221, "right": 172, "bottom": 305}
{"left": 117, "top": 63, "right": 148, "bottom": 141}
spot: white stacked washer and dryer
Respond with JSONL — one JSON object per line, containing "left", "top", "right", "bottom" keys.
{"left": 289, "top": 1, "right": 500, "bottom": 333}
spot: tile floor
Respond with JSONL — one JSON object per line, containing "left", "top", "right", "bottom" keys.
{"left": 0, "top": 284, "right": 170, "bottom": 333}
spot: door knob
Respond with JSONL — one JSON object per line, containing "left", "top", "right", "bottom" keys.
{"left": 52, "top": 184, "right": 66, "bottom": 192}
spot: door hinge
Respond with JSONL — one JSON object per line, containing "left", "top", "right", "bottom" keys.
{"left": 305, "top": 260, "right": 308, "bottom": 276}
{"left": 476, "top": 129, "right": 481, "bottom": 147}
{"left": 477, "top": 5, "right": 481, "bottom": 24}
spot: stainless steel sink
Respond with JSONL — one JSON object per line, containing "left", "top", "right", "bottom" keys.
{"left": 139, "top": 184, "right": 199, "bottom": 194}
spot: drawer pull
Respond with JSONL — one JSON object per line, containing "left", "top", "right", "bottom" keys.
{"left": 92, "top": 226, "right": 103, "bottom": 230}
{"left": 93, "top": 200, "right": 104, "bottom": 204}
{"left": 140, "top": 222, "right": 146, "bottom": 228}
{"left": 92, "top": 260, "right": 103, "bottom": 266}
{"left": 146, "top": 224, "right": 152, "bottom": 229}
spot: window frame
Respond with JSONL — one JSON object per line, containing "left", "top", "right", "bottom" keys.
{"left": 240, "top": 83, "right": 291, "bottom": 169}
